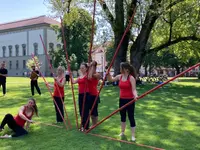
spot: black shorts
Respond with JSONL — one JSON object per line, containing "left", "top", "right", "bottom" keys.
{"left": 88, "top": 95, "right": 100, "bottom": 117}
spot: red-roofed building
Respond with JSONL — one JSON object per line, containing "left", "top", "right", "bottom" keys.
{"left": 0, "top": 16, "right": 61, "bottom": 76}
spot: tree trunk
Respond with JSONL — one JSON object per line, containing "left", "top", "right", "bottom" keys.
{"left": 130, "top": 6, "right": 159, "bottom": 73}
{"left": 175, "top": 66, "right": 180, "bottom": 74}
{"left": 144, "top": 65, "right": 148, "bottom": 76}
{"left": 113, "top": 32, "right": 130, "bottom": 75}
{"left": 113, "top": 0, "right": 128, "bottom": 76}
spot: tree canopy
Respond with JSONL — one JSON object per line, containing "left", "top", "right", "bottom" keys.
{"left": 49, "top": 7, "right": 93, "bottom": 70}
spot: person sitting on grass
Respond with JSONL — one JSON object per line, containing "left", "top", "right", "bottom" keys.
{"left": 0, "top": 98, "right": 38, "bottom": 138}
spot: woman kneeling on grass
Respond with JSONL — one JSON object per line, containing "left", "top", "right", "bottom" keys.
{"left": 0, "top": 98, "right": 38, "bottom": 138}
{"left": 107, "top": 62, "right": 138, "bottom": 141}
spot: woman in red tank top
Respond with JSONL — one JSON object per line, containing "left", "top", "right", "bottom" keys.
{"left": 71, "top": 63, "right": 90, "bottom": 130}
{"left": 107, "top": 62, "right": 138, "bottom": 141}
{"left": 47, "top": 66, "right": 66, "bottom": 123}
{"left": 88, "top": 60, "right": 101, "bottom": 126}
{"left": 0, "top": 98, "right": 38, "bottom": 138}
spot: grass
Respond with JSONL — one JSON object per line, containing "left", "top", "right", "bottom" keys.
{"left": 0, "top": 77, "right": 200, "bottom": 150}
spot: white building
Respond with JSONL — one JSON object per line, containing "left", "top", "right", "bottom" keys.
{"left": 0, "top": 15, "right": 61, "bottom": 76}
{"left": 91, "top": 46, "right": 107, "bottom": 73}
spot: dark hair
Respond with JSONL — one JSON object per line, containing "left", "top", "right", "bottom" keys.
{"left": 81, "top": 62, "right": 88, "bottom": 69}
{"left": 92, "top": 60, "right": 97, "bottom": 67}
{"left": 29, "top": 98, "right": 38, "bottom": 116}
{"left": 120, "top": 62, "right": 137, "bottom": 78}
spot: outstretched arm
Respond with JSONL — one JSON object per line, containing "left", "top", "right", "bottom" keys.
{"left": 107, "top": 74, "right": 121, "bottom": 82}
{"left": 71, "top": 75, "right": 78, "bottom": 84}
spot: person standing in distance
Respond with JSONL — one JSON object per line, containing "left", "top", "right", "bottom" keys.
{"left": 0, "top": 62, "right": 8, "bottom": 96}
{"left": 30, "top": 65, "right": 41, "bottom": 96}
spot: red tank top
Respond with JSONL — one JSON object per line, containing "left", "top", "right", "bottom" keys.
{"left": 78, "top": 75, "right": 89, "bottom": 94}
{"left": 119, "top": 75, "right": 134, "bottom": 99}
{"left": 53, "top": 78, "right": 64, "bottom": 97}
{"left": 14, "top": 106, "right": 33, "bottom": 127}
{"left": 88, "top": 77, "right": 99, "bottom": 96}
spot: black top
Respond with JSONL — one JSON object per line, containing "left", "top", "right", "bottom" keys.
{"left": 0, "top": 68, "right": 8, "bottom": 82}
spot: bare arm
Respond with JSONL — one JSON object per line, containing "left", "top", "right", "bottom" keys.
{"left": 130, "top": 76, "right": 138, "bottom": 98}
{"left": 0, "top": 73, "right": 7, "bottom": 77}
{"left": 18, "top": 106, "right": 33, "bottom": 123}
{"left": 71, "top": 75, "right": 78, "bottom": 84}
{"left": 55, "top": 78, "right": 66, "bottom": 87}
{"left": 107, "top": 74, "right": 121, "bottom": 82}
{"left": 92, "top": 73, "right": 101, "bottom": 80}
{"left": 25, "top": 118, "right": 32, "bottom": 130}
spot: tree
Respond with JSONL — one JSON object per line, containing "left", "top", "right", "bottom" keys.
{"left": 26, "top": 56, "right": 42, "bottom": 70}
{"left": 143, "top": 48, "right": 200, "bottom": 75}
{"left": 48, "top": 6, "right": 93, "bottom": 69}
{"left": 81, "top": 0, "right": 200, "bottom": 75}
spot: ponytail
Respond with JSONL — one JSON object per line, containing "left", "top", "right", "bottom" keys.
{"left": 129, "top": 64, "right": 137, "bottom": 78}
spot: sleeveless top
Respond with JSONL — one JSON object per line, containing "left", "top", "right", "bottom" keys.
{"left": 14, "top": 106, "right": 33, "bottom": 127}
{"left": 88, "top": 77, "right": 99, "bottom": 96}
{"left": 119, "top": 75, "right": 134, "bottom": 99}
{"left": 53, "top": 77, "right": 64, "bottom": 97}
{"left": 78, "top": 75, "right": 89, "bottom": 94}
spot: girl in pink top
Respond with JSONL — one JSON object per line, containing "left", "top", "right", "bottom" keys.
{"left": 0, "top": 98, "right": 38, "bottom": 138}
{"left": 107, "top": 62, "right": 138, "bottom": 141}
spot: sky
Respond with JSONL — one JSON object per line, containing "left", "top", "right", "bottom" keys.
{"left": 0, "top": 0, "right": 50, "bottom": 24}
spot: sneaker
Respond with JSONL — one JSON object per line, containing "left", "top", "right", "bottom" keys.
{"left": 131, "top": 136, "right": 136, "bottom": 141}
{"left": 119, "top": 132, "right": 125, "bottom": 137}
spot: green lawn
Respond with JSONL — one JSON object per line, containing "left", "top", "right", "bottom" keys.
{"left": 0, "top": 77, "right": 200, "bottom": 150}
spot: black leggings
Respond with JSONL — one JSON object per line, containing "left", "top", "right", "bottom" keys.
{"left": 53, "top": 96, "right": 64, "bottom": 123}
{"left": 31, "top": 80, "right": 41, "bottom": 96}
{"left": 78, "top": 93, "right": 89, "bottom": 129}
{"left": 119, "top": 98, "right": 136, "bottom": 127}
{"left": 0, "top": 82, "right": 6, "bottom": 95}
{"left": 88, "top": 95, "right": 100, "bottom": 117}
{"left": 0, "top": 114, "right": 28, "bottom": 137}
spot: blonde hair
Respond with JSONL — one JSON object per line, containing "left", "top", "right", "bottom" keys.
{"left": 57, "top": 66, "right": 65, "bottom": 74}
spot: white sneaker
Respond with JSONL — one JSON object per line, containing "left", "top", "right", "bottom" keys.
{"left": 131, "top": 136, "right": 136, "bottom": 141}
{"left": 119, "top": 132, "right": 125, "bottom": 136}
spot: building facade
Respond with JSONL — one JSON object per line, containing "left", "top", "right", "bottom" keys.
{"left": 91, "top": 46, "right": 107, "bottom": 73}
{"left": 0, "top": 16, "right": 61, "bottom": 76}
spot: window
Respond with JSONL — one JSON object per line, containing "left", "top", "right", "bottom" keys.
{"left": 9, "top": 61, "right": 12, "bottom": 69}
{"left": 8, "top": 45, "right": 12, "bottom": 57}
{"left": 2, "top": 46, "right": 6, "bottom": 57}
{"left": 22, "top": 44, "right": 26, "bottom": 56}
{"left": 15, "top": 45, "right": 19, "bottom": 56}
{"left": 49, "top": 43, "right": 54, "bottom": 51}
{"left": 57, "top": 44, "right": 61, "bottom": 49}
{"left": 23, "top": 60, "right": 26, "bottom": 69}
{"left": 33, "top": 43, "right": 38, "bottom": 55}
{"left": 16, "top": 60, "right": 19, "bottom": 70}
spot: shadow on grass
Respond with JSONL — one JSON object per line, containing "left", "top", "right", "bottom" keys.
{"left": 0, "top": 78, "right": 200, "bottom": 150}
